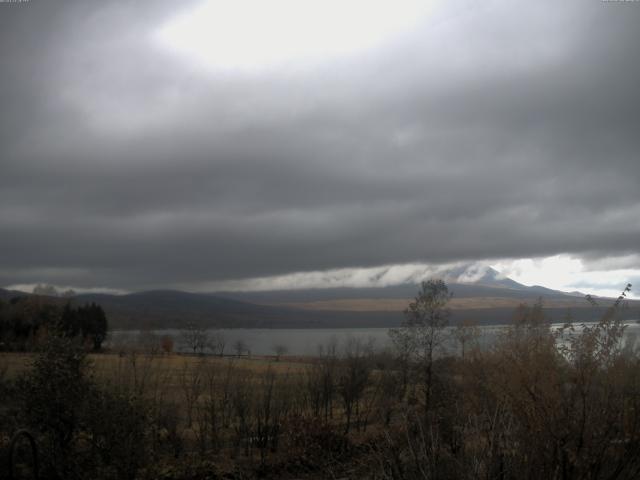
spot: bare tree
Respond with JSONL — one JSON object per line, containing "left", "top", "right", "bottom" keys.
{"left": 389, "top": 279, "right": 451, "bottom": 417}
{"left": 230, "top": 370, "right": 254, "bottom": 457}
{"left": 199, "top": 358, "right": 233, "bottom": 452}
{"left": 452, "top": 319, "right": 480, "bottom": 360}
{"left": 178, "top": 359, "right": 204, "bottom": 428}
{"left": 338, "top": 337, "right": 374, "bottom": 433}
{"left": 181, "top": 322, "right": 208, "bottom": 355}
{"left": 233, "top": 339, "right": 247, "bottom": 357}
{"left": 272, "top": 344, "right": 288, "bottom": 361}
{"left": 208, "top": 330, "right": 226, "bottom": 356}
{"left": 306, "top": 338, "right": 339, "bottom": 421}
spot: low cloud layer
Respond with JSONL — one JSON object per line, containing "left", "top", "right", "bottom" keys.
{"left": 1, "top": 0, "right": 639, "bottom": 292}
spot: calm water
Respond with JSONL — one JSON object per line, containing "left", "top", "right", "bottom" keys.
{"left": 109, "top": 321, "right": 640, "bottom": 356}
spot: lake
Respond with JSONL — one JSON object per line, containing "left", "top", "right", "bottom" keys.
{"left": 109, "top": 321, "right": 640, "bottom": 356}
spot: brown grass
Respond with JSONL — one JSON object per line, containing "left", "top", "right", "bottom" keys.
{"left": 0, "top": 351, "right": 311, "bottom": 382}
{"left": 270, "top": 296, "right": 594, "bottom": 311}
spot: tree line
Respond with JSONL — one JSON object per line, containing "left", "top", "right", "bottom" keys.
{"left": 0, "top": 296, "right": 108, "bottom": 351}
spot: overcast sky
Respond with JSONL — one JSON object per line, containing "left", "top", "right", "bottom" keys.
{"left": 1, "top": 0, "right": 639, "bottom": 297}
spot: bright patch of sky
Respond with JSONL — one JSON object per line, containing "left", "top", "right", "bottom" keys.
{"left": 155, "top": 0, "right": 435, "bottom": 71}
{"left": 491, "top": 255, "right": 639, "bottom": 299}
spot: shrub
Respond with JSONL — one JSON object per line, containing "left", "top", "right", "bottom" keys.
{"left": 16, "top": 328, "right": 92, "bottom": 478}
{"left": 83, "top": 388, "right": 149, "bottom": 480}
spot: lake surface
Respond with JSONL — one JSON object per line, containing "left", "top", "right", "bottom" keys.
{"left": 109, "top": 321, "right": 640, "bottom": 356}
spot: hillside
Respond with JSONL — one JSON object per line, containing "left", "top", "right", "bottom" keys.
{"left": 2, "top": 268, "right": 638, "bottom": 330}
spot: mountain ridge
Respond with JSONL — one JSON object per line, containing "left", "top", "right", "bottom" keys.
{"left": 1, "top": 266, "right": 636, "bottom": 329}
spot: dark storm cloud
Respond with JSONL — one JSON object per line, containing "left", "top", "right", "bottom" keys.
{"left": 1, "top": 0, "right": 639, "bottom": 290}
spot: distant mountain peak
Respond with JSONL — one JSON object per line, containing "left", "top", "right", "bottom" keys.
{"left": 442, "top": 264, "right": 526, "bottom": 290}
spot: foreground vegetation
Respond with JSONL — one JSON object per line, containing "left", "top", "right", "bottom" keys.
{"left": 1, "top": 281, "right": 639, "bottom": 479}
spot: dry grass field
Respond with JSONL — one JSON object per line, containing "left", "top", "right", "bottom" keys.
{"left": 1, "top": 350, "right": 310, "bottom": 381}
{"left": 272, "top": 296, "right": 593, "bottom": 311}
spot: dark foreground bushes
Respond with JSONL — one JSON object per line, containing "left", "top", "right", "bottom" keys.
{"left": 368, "top": 284, "right": 640, "bottom": 480}
{"left": 9, "top": 329, "right": 149, "bottom": 480}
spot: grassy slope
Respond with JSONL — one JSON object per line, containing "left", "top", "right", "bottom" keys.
{"left": 267, "top": 296, "right": 609, "bottom": 312}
